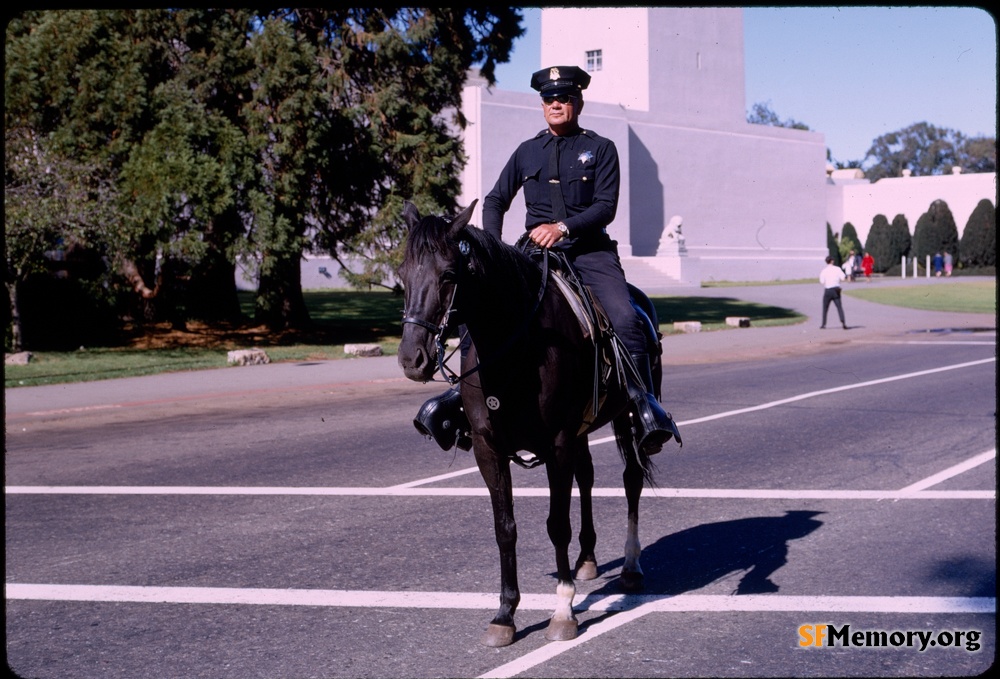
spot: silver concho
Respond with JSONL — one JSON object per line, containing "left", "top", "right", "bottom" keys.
{"left": 486, "top": 396, "right": 501, "bottom": 411}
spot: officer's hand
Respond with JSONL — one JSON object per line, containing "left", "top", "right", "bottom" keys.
{"left": 529, "top": 223, "right": 564, "bottom": 249}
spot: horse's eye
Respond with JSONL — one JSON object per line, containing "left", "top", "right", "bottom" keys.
{"left": 440, "top": 269, "right": 457, "bottom": 283}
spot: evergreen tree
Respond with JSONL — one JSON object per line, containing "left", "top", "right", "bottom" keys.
{"left": 889, "top": 214, "right": 912, "bottom": 265}
{"left": 912, "top": 200, "right": 960, "bottom": 264}
{"left": 863, "top": 214, "right": 893, "bottom": 273}
{"left": 959, "top": 199, "right": 996, "bottom": 268}
{"left": 840, "top": 222, "right": 862, "bottom": 255}
{"left": 826, "top": 223, "right": 840, "bottom": 266}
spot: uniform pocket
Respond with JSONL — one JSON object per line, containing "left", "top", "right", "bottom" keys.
{"left": 567, "top": 167, "right": 595, "bottom": 205}
{"left": 520, "top": 165, "right": 543, "bottom": 206}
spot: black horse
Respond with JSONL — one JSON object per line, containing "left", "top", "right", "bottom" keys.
{"left": 397, "top": 200, "right": 663, "bottom": 647}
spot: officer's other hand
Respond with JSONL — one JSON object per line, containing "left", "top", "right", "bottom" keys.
{"left": 529, "top": 223, "right": 564, "bottom": 249}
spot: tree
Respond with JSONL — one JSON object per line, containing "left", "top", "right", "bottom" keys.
{"left": 959, "top": 199, "right": 996, "bottom": 268}
{"left": 6, "top": 8, "right": 525, "bottom": 339}
{"left": 863, "top": 214, "right": 892, "bottom": 273}
{"left": 840, "top": 222, "right": 862, "bottom": 255}
{"left": 912, "top": 200, "right": 960, "bottom": 264}
{"left": 826, "top": 223, "right": 840, "bottom": 266}
{"left": 861, "top": 122, "right": 995, "bottom": 182}
{"left": 746, "top": 101, "right": 810, "bottom": 130}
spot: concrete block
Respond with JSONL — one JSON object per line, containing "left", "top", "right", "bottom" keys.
{"left": 673, "top": 321, "right": 702, "bottom": 333}
{"left": 227, "top": 348, "right": 271, "bottom": 365}
{"left": 726, "top": 316, "right": 751, "bottom": 328}
{"left": 4, "top": 351, "right": 32, "bottom": 365}
{"left": 344, "top": 343, "right": 383, "bottom": 357}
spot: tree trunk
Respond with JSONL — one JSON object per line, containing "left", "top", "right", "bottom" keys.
{"left": 255, "top": 252, "right": 310, "bottom": 331}
{"left": 7, "top": 280, "right": 23, "bottom": 352}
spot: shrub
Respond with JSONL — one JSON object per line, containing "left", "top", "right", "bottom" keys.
{"left": 959, "top": 199, "right": 996, "bottom": 267}
{"left": 912, "top": 200, "right": 959, "bottom": 263}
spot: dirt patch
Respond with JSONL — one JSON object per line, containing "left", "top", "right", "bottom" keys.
{"left": 122, "top": 321, "right": 326, "bottom": 350}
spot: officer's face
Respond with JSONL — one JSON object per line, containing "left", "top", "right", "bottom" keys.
{"left": 542, "top": 95, "right": 583, "bottom": 134}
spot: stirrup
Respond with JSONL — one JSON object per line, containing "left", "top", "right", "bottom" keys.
{"left": 414, "top": 389, "right": 472, "bottom": 451}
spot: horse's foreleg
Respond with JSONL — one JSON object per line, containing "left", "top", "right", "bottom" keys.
{"left": 573, "top": 437, "right": 598, "bottom": 581}
{"left": 476, "top": 449, "right": 520, "bottom": 648}
{"left": 544, "top": 448, "right": 579, "bottom": 641}
{"left": 621, "top": 450, "right": 646, "bottom": 592}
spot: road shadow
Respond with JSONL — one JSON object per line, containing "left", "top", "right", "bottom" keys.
{"left": 584, "top": 510, "right": 825, "bottom": 597}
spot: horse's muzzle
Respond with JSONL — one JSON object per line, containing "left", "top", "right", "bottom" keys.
{"left": 397, "top": 336, "right": 437, "bottom": 382}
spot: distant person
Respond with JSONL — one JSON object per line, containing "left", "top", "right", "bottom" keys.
{"left": 861, "top": 250, "right": 874, "bottom": 281}
{"left": 842, "top": 250, "right": 856, "bottom": 282}
{"left": 820, "top": 256, "right": 848, "bottom": 330}
{"left": 944, "top": 251, "right": 953, "bottom": 277}
{"left": 933, "top": 251, "right": 944, "bottom": 277}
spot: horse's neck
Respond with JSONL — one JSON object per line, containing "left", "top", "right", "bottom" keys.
{"left": 459, "top": 259, "right": 540, "bottom": 356}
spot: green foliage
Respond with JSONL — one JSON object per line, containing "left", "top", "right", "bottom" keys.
{"left": 912, "top": 200, "right": 960, "bottom": 264}
{"left": 840, "top": 222, "right": 862, "bottom": 256}
{"left": 959, "top": 199, "right": 996, "bottom": 267}
{"left": 826, "top": 223, "right": 841, "bottom": 266}
{"left": 864, "top": 213, "right": 911, "bottom": 273}
{"left": 862, "top": 122, "right": 995, "bottom": 182}
{"left": 746, "top": 101, "right": 810, "bottom": 130}
{"left": 6, "top": 8, "right": 524, "bottom": 344}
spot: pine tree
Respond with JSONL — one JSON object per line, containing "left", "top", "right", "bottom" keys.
{"left": 826, "top": 223, "right": 840, "bottom": 266}
{"left": 959, "top": 199, "right": 996, "bottom": 268}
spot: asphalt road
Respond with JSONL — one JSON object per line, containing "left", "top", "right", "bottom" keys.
{"left": 5, "top": 279, "right": 996, "bottom": 678}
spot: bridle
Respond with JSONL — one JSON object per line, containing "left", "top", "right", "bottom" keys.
{"left": 401, "top": 236, "right": 550, "bottom": 385}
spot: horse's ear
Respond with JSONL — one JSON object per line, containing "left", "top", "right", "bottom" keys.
{"left": 402, "top": 201, "right": 421, "bottom": 231}
{"left": 448, "top": 199, "right": 479, "bottom": 238}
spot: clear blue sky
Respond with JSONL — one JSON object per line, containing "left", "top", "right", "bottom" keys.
{"left": 492, "top": 7, "right": 997, "bottom": 164}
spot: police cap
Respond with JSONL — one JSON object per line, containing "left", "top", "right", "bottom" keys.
{"left": 530, "top": 65, "right": 590, "bottom": 98}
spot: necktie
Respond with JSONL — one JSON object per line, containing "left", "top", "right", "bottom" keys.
{"left": 549, "top": 137, "right": 567, "bottom": 221}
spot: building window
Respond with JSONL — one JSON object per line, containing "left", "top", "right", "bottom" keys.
{"left": 585, "top": 49, "right": 602, "bottom": 72}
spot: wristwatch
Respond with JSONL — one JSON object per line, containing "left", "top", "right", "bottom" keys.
{"left": 556, "top": 222, "right": 569, "bottom": 237}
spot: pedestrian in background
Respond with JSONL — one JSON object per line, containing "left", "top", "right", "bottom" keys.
{"left": 861, "top": 250, "right": 874, "bottom": 281}
{"left": 820, "top": 256, "right": 848, "bottom": 330}
{"left": 944, "top": 251, "right": 953, "bottom": 277}
{"left": 933, "top": 251, "right": 944, "bottom": 277}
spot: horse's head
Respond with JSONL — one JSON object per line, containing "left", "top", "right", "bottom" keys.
{"left": 397, "top": 200, "right": 478, "bottom": 382}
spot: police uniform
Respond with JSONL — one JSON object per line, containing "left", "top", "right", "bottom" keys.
{"left": 481, "top": 66, "right": 645, "bottom": 355}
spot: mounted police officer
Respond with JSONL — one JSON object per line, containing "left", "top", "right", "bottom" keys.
{"left": 414, "top": 65, "right": 681, "bottom": 456}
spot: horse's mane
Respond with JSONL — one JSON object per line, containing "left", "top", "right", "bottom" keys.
{"left": 407, "top": 213, "right": 541, "bottom": 307}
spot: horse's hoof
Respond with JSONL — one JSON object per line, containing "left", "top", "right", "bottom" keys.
{"left": 620, "top": 570, "right": 645, "bottom": 592}
{"left": 481, "top": 623, "right": 516, "bottom": 647}
{"left": 545, "top": 617, "right": 579, "bottom": 641}
{"left": 575, "top": 559, "right": 598, "bottom": 581}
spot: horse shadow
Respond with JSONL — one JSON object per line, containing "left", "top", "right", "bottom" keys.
{"left": 584, "top": 509, "right": 825, "bottom": 598}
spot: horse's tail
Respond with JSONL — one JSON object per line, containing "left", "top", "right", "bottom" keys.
{"left": 612, "top": 414, "right": 657, "bottom": 487}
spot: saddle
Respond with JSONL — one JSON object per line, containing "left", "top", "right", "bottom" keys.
{"left": 517, "top": 239, "right": 654, "bottom": 436}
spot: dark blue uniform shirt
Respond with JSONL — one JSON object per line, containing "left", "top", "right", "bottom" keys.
{"left": 482, "top": 128, "right": 620, "bottom": 249}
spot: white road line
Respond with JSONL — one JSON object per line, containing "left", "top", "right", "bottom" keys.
{"left": 4, "top": 485, "right": 993, "bottom": 499}
{"left": 7, "top": 583, "right": 993, "bottom": 614}
{"left": 680, "top": 357, "right": 995, "bottom": 426}
{"left": 898, "top": 449, "right": 996, "bottom": 494}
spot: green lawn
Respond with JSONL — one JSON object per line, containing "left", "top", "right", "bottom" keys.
{"left": 844, "top": 280, "right": 995, "bottom": 314}
{"left": 6, "top": 281, "right": 994, "bottom": 388}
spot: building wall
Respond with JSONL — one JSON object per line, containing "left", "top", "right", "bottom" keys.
{"left": 827, "top": 171, "right": 997, "bottom": 246}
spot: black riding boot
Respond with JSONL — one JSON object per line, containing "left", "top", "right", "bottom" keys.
{"left": 628, "top": 353, "right": 682, "bottom": 455}
{"left": 414, "top": 388, "right": 473, "bottom": 451}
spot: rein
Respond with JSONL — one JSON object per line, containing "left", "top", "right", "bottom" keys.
{"left": 401, "top": 236, "right": 551, "bottom": 386}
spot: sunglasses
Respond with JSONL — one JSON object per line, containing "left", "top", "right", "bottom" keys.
{"left": 542, "top": 94, "right": 577, "bottom": 106}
